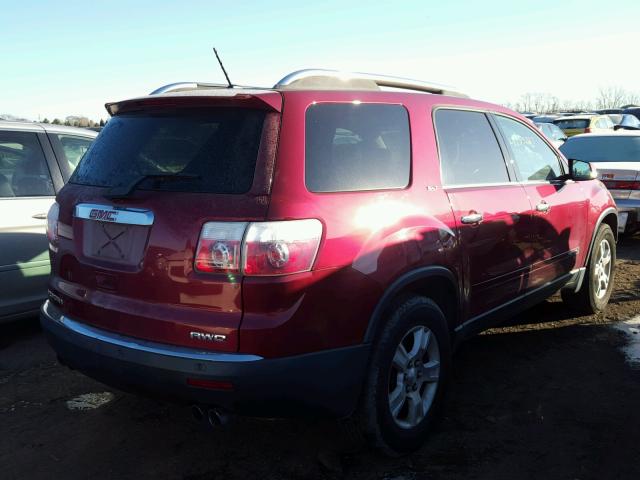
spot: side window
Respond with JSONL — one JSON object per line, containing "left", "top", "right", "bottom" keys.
{"left": 0, "top": 131, "right": 54, "bottom": 198}
{"left": 494, "top": 115, "right": 563, "bottom": 182}
{"left": 434, "top": 109, "right": 509, "bottom": 186}
{"left": 52, "top": 134, "right": 94, "bottom": 179}
{"left": 305, "top": 103, "right": 410, "bottom": 192}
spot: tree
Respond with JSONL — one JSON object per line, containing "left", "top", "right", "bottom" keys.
{"left": 42, "top": 118, "right": 50, "bottom": 123}
{"left": 596, "top": 86, "right": 627, "bottom": 110}
{"left": 52, "top": 118, "right": 62, "bottom": 125}
{"left": 99, "top": 119, "right": 105, "bottom": 127}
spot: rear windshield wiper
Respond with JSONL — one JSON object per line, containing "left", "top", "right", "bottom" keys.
{"left": 104, "top": 173, "right": 201, "bottom": 199}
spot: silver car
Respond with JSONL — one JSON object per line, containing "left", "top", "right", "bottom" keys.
{"left": 0, "top": 121, "right": 97, "bottom": 322}
{"left": 560, "top": 131, "right": 640, "bottom": 234}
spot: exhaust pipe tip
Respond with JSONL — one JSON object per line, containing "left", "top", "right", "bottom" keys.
{"left": 207, "top": 408, "right": 230, "bottom": 427}
{"left": 191, "top": 404, "right": 205, "bottom": 423}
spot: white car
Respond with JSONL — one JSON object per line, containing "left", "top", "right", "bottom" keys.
{"left": 535, "top": 122, "right": 568, "bottom": 148}
{"left": 0, "top": 121, "right": 97, "bottom": 322}
{"left": 560, "top": 131, "right": 640, "bottom": 234}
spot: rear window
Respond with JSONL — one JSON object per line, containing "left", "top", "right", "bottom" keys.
{"left": 305, "top": 103, "right": 411, "bottom": 192}
{"left": 554, "top": 119, "right": 589, "bottom": 129}
{"left": 71, "top": 109, "right": 266, "bottom": 194}
{"left": 559, "top": 136, "right": 640, "bottom": 162}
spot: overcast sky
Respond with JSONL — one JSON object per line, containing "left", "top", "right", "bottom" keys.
{"left": 2, "top": 0, "right": 639, "bottom": 121}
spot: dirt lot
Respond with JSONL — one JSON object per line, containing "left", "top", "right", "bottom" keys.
{"left": 1, "top": 238, "right": 639, "bottom": 480}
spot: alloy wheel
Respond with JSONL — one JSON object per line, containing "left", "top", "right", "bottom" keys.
{"left": 594, "top": 238, "right": 612, "bottom": 299}
{"left": 388, "top": 326, "right": 440, "bottom": 429}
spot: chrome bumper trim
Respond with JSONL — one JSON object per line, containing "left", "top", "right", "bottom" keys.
{"left": 41, "top": 300, "right": 263, "bottom": 363}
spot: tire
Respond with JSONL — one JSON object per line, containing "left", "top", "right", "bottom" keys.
{"left": 562, "top": 223, "right": 616, "bottom": 314}
{"left": 356, "top": 296, "right": 451, "bottom": 455}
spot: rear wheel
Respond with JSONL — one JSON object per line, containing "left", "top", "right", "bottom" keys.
{"left": 562, "top": 223, "right": 616, "bottom": 314}
{"left": 356, "top": 296, "right": 451, "bottom": 455}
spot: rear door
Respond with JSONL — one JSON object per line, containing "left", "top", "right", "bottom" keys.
{"left": 0, "top": 128, "right": 57, "bottom": 320}
{"left": 52, "top": 102, "right": 281, "bottom": 352}
{"left": 435, "top": 109, "right": 533, "bottom": 319}
{"left": 493, "top": 114, "right": 588, "bottom": 288}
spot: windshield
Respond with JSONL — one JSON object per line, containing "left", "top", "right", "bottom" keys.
{"left": 559, "top": 136, "right": 640, "bottom": 162}
{"left": 71, "top": 109, "right": 266, "bottom": 194}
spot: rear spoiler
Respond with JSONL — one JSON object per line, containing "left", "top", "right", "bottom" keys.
{"left": 105, "top": 90, "right": 282, "bottom": 116}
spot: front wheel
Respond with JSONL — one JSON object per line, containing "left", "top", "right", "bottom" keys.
{"left": 562, "top": 223, "right": 616, "bottom": 314}
{"left": 356, "top": 296, "right": 451, "bottom": 455}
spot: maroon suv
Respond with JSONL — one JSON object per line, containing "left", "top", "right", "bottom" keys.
{"left": 41, "top": 70, "right": 618, "bottom": 454}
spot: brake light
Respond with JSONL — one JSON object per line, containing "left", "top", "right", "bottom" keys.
{"left": 584, "top": 127, "right": 592, "bottom": 134}
{"left": 243, "top": 219, "right": 323, "bottom": 276}
{"left": 46, "top": 202, "right": 59, "bottom": 244}
{"left": 603, "top": 180, "right": 640, "bottom": 190}
{"left": 194, "top": 219, "right": 323, "bottom": 276}
{"left": 194, "top": 222, "right": 247, "bottom": 273}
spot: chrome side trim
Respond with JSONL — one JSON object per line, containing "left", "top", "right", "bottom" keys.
{"left": 564, "top": 267, "right": 587, "bottom": 292}
{"left": 42, "top": 301, "right": 263, "bottom": 363}
{"left": 454, "top": 271, "right": 576, "bottom": 333}
{"left": 75, "top": 203, "right": 154, "bottom": 226}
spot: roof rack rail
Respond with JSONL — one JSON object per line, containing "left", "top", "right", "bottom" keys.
{"left": 273, "top": 69, "right": 467, "bottom": 97}
{"left": 150, "top": 82, "right": 232, "bottom": 95}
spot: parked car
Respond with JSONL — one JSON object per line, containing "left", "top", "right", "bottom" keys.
{"left": 0, "top": 122, "right": 96, "bottom": 323}
{"left": 41, "top": 70, "right": 617, "bottom": 454}
{"left": 532, "top": 114, "right": 561, "bottom": 124}
{"left": 608, "top": 114, "right": 640, "bottom": 131}
{"left": 553, "top": 115, "right": 615, "bottom": 137}
{"left": 535, "top": 121, "right": 568, "bottom": 147}
{"left": 623, "top": 107, "right": 640, "bottom": 122}
{"left": 596, "top": 109, "right": 623, "bottom": 115}
{"left": 560, "top": 132, "right": 640, "bottom": 234}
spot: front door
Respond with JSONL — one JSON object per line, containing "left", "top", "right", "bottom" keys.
{"left": 492, "top": 114, "right": 589, "bottom": 289}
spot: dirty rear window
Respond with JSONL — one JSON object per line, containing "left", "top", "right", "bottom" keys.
{"left": 71, "top": 109, "right": 266, "bottom": 194}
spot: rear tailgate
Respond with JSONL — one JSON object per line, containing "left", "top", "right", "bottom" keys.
{"left": 50, "top": 94, "right": 281, "bottom": 352}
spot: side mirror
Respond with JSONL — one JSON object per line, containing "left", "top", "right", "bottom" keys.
{"left": 569, "top": 159, "right": 598, "bottom": 181}
{"left": 614, "top": 124, "right": 623, "bottom": 131}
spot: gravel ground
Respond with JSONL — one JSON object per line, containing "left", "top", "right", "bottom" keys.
{"left": 1, "top": 237, "right": 639, "bottom": 480}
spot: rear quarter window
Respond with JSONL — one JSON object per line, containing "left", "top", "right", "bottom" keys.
{"left": 305, "top": 103, "right": 411, "bottom": 192}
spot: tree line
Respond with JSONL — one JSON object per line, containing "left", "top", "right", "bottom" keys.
{"left": 40, "top": 116, "right": 107, "bottom": 128}
{"left": 507, "top": 86, "right": 640, "bottom": 113}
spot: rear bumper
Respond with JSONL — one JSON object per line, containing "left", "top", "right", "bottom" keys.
{"left": 615, "top": 198, "right": 640, "bottom": 233}
{"left": 41, "top": 301, "right": 370, "bottom": 418}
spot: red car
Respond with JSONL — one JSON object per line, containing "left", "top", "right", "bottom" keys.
{"left": 41, "top": 70, "right": 617, "bottom": 454}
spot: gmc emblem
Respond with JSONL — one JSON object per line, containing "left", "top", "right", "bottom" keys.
{"left": 190, "top": 331, "right": 227, "bottom": 342}
{"left": 89, "top": 208, "right": 118, "bottom": 222}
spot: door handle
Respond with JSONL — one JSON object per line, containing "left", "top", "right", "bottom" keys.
{"left": 461, "top": 213, "right": 483, "bottom": 224}
{"left": 536, "top": 202, "right": 550, "bottom": 213}
{"left": 32, "top": 213, "right": 47, "bottom": 220}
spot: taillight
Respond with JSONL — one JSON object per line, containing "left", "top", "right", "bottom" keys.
{"left": 243, "top": 219, "right": 323, "bottom": 276}
{"left": 584, "top": 127, "right": 592, "bottom": 134}
{"left": 194, "top": 222, "right": 247, "bottom": 273}
{"left": 194, "top": 219, "right": 323, "bottom": 276}
{"left": 603, "top": 180, "right": 640, "bottom": 190}
{"left": 46, "top": 202, "right": 59, "bottom": 244}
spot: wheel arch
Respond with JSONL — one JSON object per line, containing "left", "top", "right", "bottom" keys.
{"left": 585, "top": 207, "right": 618, "bottom": 266}
{"left": 364, "top": 266, "right": 460, "bottom": 344}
